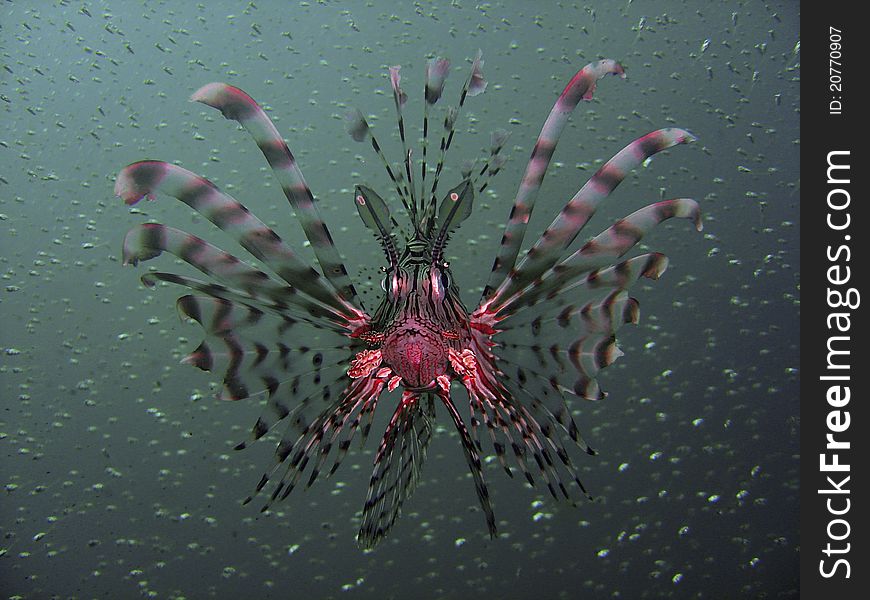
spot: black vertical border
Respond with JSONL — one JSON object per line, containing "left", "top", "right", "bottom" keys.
{"left": 801, "top": 4, "right": 866, "bottom": 598}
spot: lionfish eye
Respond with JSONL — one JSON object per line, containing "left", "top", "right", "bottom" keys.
{"left": 429, "top": 266, "right": 449, "bottom": 299}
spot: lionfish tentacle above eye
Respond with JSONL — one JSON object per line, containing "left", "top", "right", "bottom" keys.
{"left": 354, "top": 184, "right": 400, "bottom": 269}
{"left": 191, "top": 83, "right": 360, "bottom": 306}
{"left": 120, "top": 51, "right": 702, "bottom": 549}
{"left": 482, "top": 59, "right": 626, "bottom": 301}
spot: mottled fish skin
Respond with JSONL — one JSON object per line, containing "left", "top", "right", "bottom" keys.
{"left": 118, "top": 53, "right": 700, "bottom": 549}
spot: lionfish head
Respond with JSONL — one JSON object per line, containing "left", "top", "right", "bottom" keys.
{"left": 345, "top": 53, "right": 504, "bottom": 391}
{"left": 354, "top": 178, "right": 472, "bottom": 303}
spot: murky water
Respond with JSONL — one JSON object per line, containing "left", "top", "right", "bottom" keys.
{"left": 1, "top": 2, "right": 799, "bottom": 598}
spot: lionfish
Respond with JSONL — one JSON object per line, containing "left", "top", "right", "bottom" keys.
{"left": 116, "top": 52, "right": 701, "bottom": 548}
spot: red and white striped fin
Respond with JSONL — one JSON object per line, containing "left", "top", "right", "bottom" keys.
{"left": 123, "top": 223, "right": 269, "bottom": 287}
{"left": 174, "top": 294, "right": 352, "bottom": 402}
{"left": 245, "top": 373, "right": 386, "bottom": 512}
{"left": 487, "top": 128, "right": 694, "bottom": 311}
{"left": 464, "top": 374, "right": 537, "bottom": 486}
{"left": 493, "top": 200, "right": 700, "bottom": 320}
{"left": 462, "top": 371, "right": 514, "bottom": 479}
{"left": 438, "top": 389, "right": 498, "bottom": 542}
{"left": 498, "top": 327, "right": 623, "bottom": 403}
{"left": 553, "top": 198, "right": 701, "bottom": 279}
{"left": 499, "top": 253, "right": 668, "bottom": 326}
{"left": 122, "top": 221, "right": 353, "bottom": 328}
{"left": 191, "top": 83, "right": 360, "bottom": 304}
{"left": 487, "top": 358, "right": 599, "bottom": 498}
{"left": 357, "top": 392, "right": 437, "bottom": 548}
{"left": 117, "top": 161, "right": 363, "bottom": 325}
{"left": 482, "top": 59, "right": 626, "bottom": 300}
{"left": 509, "top": 372, "right": 597, "bottom": 457}
{"left": 232, "top": 363, "right": 351, "bottom": 455}
{"left": 488, "top": 201, "right": 698, "bottom": 404}
{"left": 496, "top": 290, "right": 634, "bottom": 401}
{"left": 463, "top": 371, "right": 592, "bottom": 503}
{"left": 499, "top": 288, "right": 636, "bottom": 350}
{"left": 140, "top": 270, "right": 345, "bottom": 332}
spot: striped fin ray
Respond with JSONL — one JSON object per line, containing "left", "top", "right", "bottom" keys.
{"left": 190, "top": 83, "right": 359, "bottom": 304}
{"left": 498, "top": 334, "right": 623, "bottom": 402}
{"left": 495, "top": 291, "right": 636, "bottom": 401}
{"left": 388, "top": 65, "right": 419, "bottom": 217}
{"left": 508, "top": 371, "right": 597, "bottom": 458}
{"left": 437, "top": 388, "right": 498, "bottom": 542}
{"left": 456, "top": 350, "right": 516, "bottom": 480}
{"left": 123, "top": 223, "right": 347, "bottom": 327}
{"left": 492, "top": 253, "right": 657, "bottom": 401}
{"left": 498, "top": 253, "right": 668, "bottom": 329}
{"left": 423, "top": 50, "right": 487, "bottom": 231}
{"left": 487, "top": 128, "right": 695, "bottom": 312}
{"left": 491, "top": 361, "right": 596, "bottom": 493}
{"left": 246, "top": 373, "right": 387, "bottom": 512}
{"left": 463, "top": 369, "right": 538, "bottom": 486}
{"left": 420, "top": 57, "right": 451, "bottom": 214}
{"left": 170, "top": 294, "right": 362, "bottom": 475}
{"left": 456, "top": 346, "right": 568, "bottom": 499}
{"left": 140, "top": 271, "right": 347, "bottom": 333}
{"left": 491, "top": 256, "right": 675, "bottom": 403}
{"left": 493, "top": 199, "right": 701, "bottom": 320}
{"left": 174, "top": 294, "right": 353, "bottom": 402}
{"left": 234, "top": 362, "right": 356, "bottom": 474}
{"left": 358, "top": 392, "right": 437, "bottom": 548}
{"left": 462, "top": 371, "right": 591, "bottom": 503}
{"left": 473, "top": 129, "right": 511, "bottom": 195}
{"left": 116, "top": 161, "right": 363, "bottom": 325}
{"left": 345, "top": 108, "right": 413, "bottom": 218}
{"left": 482, "top": 59, "right": 626, "bottom": 301}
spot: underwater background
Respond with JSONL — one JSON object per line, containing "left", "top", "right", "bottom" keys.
{"left": 1, "top": 1, "right": 799, "bottom": 598}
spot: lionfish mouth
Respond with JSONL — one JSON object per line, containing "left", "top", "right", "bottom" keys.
{"left": 117, "top": 50, "right": 700, "bottom": 549}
